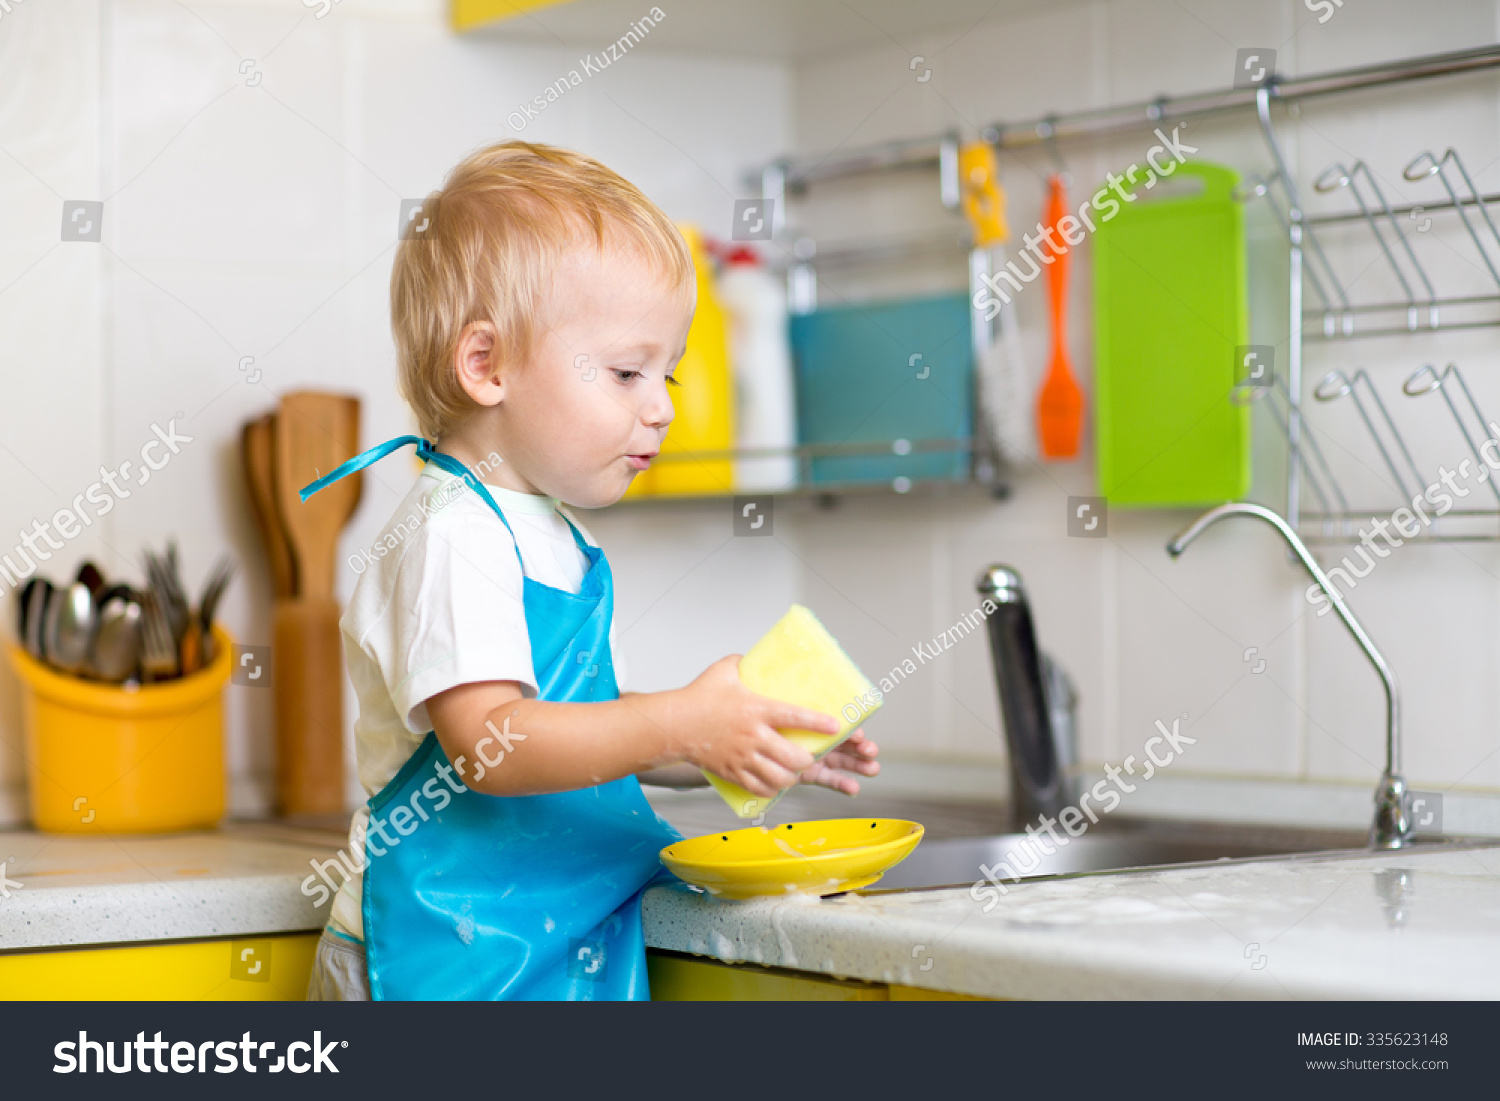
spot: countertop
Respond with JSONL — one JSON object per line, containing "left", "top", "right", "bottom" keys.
{"left": 5, "top": 800, "right": 1499, "bottom": 999}
{"left": 0, "top": 823, "right": 335, "bottom": 952}
{"left": 0, "top": 790, "right": 988, "bottom": 953}
{"left": 644, "top": 840, "right": 1500, "bottom": 999}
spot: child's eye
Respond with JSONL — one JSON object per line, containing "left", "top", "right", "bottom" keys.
{"left": 610, "top": 369, "right": 644, "bottom": 383}
{"left": 666, "top": 374, "right": 682, "bottom": 388}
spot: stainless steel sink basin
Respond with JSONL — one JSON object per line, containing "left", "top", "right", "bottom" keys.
{"left": 865, "top": 819, "right": 1375, "bottom": 893}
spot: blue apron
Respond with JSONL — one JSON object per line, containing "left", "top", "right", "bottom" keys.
{"left": 301, "top": 436, "right": 681, "bottom": 1000}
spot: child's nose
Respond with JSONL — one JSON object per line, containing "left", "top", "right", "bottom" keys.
{"left": 642, "top": 383, "right": 675, "bottom": 429}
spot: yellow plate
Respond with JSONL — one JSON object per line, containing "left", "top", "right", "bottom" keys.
{"left": 660, "top": 819, "right": 924, "bottom": 900}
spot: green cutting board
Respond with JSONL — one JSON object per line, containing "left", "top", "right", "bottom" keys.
{"left": 1093, "top": 161, "right": 1250, "bottom": 506}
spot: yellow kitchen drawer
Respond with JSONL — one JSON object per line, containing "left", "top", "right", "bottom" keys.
{"left": 645, "top": 950, "right": 994, "bottom": 1001}
{"left": 0, "top": 933, "right": 319, "bottom": 1001}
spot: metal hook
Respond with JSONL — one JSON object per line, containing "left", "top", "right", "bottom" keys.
{"left": 1035, "top": 116, "right": 1072, "bottom": 189}
{"left": 1401, "top": 363, "right": 1441, "bottom": 397}
{"left": 1314, "top": 368, "right": 1426, "bottom": 505}
{"left": 1312, "top": 165, "right": 1351, "bottom": 193}
{"left": 1312, "top": 371, "right": 1352, "bottom": 401}
{"left": 1235, "top": 172, "right": 1337, "bottom": 327}
{"left": 1233, "top": 173, "right": 1273, "bottom": 203}
{"left": 1402, "top": 363, "right": 1500, "bottom": 504}
{"left": 1253, "top": 87, "right": 1351, "bottom": 336}
{"left": 938, "top": 133, "right": 961, "bottom": 210}
{"left": 1403, "top": 148, "right": 1500, "bottom": 291}
{"left": 1315, "top": 160, "right": 1438, "bottom": 331}
{"left": 1232, "top": 372, "right": 1350, "bottom": 535}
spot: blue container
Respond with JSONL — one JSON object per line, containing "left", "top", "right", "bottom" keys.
{"left": 790, "top": 293, "right": 973, "bottom": 486}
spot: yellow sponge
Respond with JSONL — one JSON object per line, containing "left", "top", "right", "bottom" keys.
{"left": 705, "top": 605, "right": 882, "bottom": 818}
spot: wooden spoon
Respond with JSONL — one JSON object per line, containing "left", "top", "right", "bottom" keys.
{"left": 242, "top": 414, "right": 297, "bottom": 599}
{"left": 274, "top": 596, "right": 347, "bottom": 814}
{"left": 271, "top": 392, "right": 362, "bottom": 602}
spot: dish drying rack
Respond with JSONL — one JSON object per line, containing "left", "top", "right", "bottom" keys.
{"left": 1237, "top": 81, "right": 1500, "bottom": 544}
{"left": 739, "top": 43, "right": 1500, "bottom": 528}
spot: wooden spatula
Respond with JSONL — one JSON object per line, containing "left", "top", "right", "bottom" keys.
{"left": 242, "top": 414, "right": 297, "bottom": 599}
{"left": 1037, "top": 174, "right": 1085, "bottom": 459}
{"left": 272, "top": 392, "right": 362, "bottom": 601}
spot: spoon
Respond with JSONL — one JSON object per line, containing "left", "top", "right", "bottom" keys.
{"left": 49, "top": 581, "right": 98, "bottom": 674}
{"left": 40, "top": 584, "right": 62, "bottom": 664}
{"left": 91, "top": 586, "right": 142, "bottom": 683}
{"left": 76, "top": 560, "right": 106, "bottom": 599}
{"left": 23, "top": 578, "right": 53, "bottom": 660}
{"left": 17, "top": 577, "right": 39, "bottom": 650}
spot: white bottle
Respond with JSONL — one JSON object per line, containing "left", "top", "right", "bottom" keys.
{"left": 718, "top": 246, "right": 797, "bottom": 492}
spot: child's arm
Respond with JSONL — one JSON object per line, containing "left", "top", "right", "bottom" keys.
{"left": 634, "top": 763, "right": 709, "bottom": 789}
{"left": 425, "top": 655, "right": 835, "bottom": 798}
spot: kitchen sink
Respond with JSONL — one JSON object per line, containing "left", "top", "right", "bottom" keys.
{"left": 863, "top": 819, "right": 1385, "bottom": 893}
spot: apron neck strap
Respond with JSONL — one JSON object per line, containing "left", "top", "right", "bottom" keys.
{"left": 554, "top": 509, "right": 594, "bottom": 555}
{"left": 298, "top": 434, "right": 425, "bottom": 501}
{"left": 300, "top": 435, "right": 526, "bottom": 575}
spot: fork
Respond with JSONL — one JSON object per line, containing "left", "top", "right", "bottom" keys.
{"left": 195, "top": 556, "right": 236, "bottom": 664}
{"left": 139, "top": 590, "right": 179, "bottom": 682}
{"left": 145, "top": 544, "right": 190, "bottom": 648}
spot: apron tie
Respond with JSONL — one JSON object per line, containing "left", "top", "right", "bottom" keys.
{"left": 298, "top": 435, "right": 526, "bottom": 573}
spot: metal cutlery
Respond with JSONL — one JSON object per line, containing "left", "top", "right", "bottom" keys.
{"left": 76, "top": 560, "right": 106, "bottom": 600}
{"left": 144, "top": 544, "right": 190, "bottom": 649}
{"left": 15, "top": 545, "right": 234, "bottom": 684}
{"left": 139, "top": 588, "right": 180, "bottom": 682}
{"left": 41, "top": 582, "right": 66, "bottom": 667}
{"left": 91, "top": 586, "right": 142, "bottom": 683}
{"left": 17, "top": 578, "right": 48, "bottom": 660}
{"left": 49, "top": 582, "right": 98, "bottom": 675}
{"left": 198, "top": 557, "right": 235, "bottom": 666}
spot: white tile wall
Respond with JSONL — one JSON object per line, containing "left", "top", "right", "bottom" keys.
{"left": 5, "top": 0, "right": 1500, "bottom": 830}
{"left": 0, "top": 0, "right": 108, "bottom": 823}
{"left": 0, "top": 0, "right": 792, "bottom": 820}
{"left": 775, "top": 0, "right": 1500, "bottom": 811}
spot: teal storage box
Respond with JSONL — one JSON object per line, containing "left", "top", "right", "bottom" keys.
{"left": 790, "top": 293, "right": 973, "bottom": 485}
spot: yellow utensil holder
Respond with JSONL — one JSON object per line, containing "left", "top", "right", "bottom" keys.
{"left": 6, "top": 625, "right": 232, "bottom": 834}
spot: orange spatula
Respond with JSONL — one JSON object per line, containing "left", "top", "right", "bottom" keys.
{"left": 1037, "top": 174, "right": 1084, "bottom": 459}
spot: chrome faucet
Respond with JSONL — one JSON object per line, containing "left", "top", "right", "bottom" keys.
{"left": 1167, "top": 502, "right": 1412, "bottom": 849}
{"left": 977, "top": 566, "right": 1079, "bottom": 830}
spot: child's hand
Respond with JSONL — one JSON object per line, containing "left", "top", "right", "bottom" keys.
{"left": 797, "top": 730, "right": 880, "bottom": 796}
{"left": 670, "top": 656, "right": 834, "bottom": 798}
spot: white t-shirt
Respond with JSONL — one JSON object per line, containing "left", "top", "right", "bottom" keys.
{"left": 325, "top": 463, "right": 623, "bottom": 940}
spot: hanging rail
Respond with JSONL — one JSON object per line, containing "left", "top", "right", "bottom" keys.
{"left": 750, "top": 44, "right": 1500, "bottom": 190}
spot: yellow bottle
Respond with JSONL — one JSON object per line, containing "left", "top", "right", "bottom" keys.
{"left": 629, "top": 224, "right": 735, "bottom": 497}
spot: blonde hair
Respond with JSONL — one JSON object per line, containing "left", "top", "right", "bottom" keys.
{"left": 390, "top": 140, "right": 694, "bottom": 440}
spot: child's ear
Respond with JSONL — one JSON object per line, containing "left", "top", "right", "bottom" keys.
{"left": 453, "top": 321, "right": 506, "bottom": 407}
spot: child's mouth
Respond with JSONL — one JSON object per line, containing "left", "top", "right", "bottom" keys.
{"left": 626, "top": 452, "right": 657, "bottom": 471}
